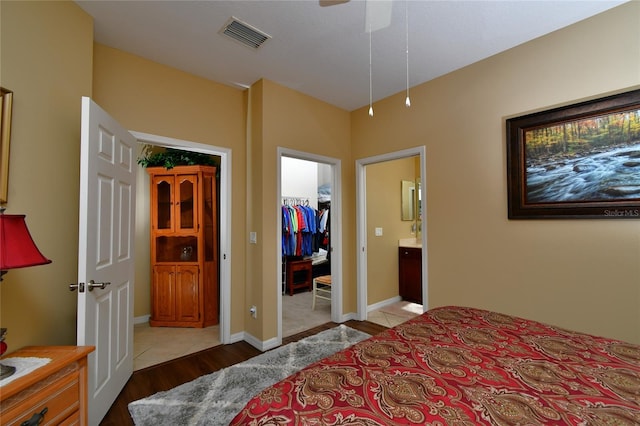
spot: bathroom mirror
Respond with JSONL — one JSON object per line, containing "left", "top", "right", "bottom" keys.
{"left": 401, "top": 180, "right": 415, "bottom": 221}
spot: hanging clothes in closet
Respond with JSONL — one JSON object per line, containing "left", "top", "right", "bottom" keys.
{"left": 316, "top": 207, "right": 329, "bottom": 255}
{"left": 282, "top": 200, "right": 317, "bottom": 257}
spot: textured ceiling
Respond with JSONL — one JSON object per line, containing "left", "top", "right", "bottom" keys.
{"left": 76, "top": 0, "right": 628, "bottom": 111}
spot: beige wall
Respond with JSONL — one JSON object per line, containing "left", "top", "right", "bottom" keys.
{"left": 0, "top": 1, "right": 93, "bottom": 349}
{"left": 352, "top": 2, "right": 640, "bottom": 344}
{"left": 366, "top": 158, "right": 418, "bottom": 304}
{"left": 245, "top": 81, "right": 264, "bottom": 338}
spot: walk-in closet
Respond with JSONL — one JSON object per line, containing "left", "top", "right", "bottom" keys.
{"left": 281, "top": 157, "right": 332, "bottom": 336}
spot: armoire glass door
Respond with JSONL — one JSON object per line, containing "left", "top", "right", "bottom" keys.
{"left": 153, "top": 176, "right": 174, "bottom": 232}
{"left": 176, "top": 175, "right": 197, "bottom": 233}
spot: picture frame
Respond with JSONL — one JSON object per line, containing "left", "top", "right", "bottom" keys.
{"left": 0, "top": 88, "right": 13, "bottom": 204}
{"left": 507, "top": 88, "right": 640, "bottom": 219}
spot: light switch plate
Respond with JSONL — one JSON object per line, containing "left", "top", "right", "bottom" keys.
{"left": 250, "top": 232, "right": 257, "bottom": 244}
{"left": 375, "top": 227, "right": 383, "bottom": 236}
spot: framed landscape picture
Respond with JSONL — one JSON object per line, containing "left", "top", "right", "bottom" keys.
{"left": 507, "top": 88, "right": 640, "bottom": 219}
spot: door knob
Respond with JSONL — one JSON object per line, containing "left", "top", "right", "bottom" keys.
{"left": 87, "top": 280, "right": 110, "bottom": 291}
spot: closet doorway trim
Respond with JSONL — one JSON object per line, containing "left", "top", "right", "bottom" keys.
{"left": 277, "top": 147, "right": 343, "bottom": 344}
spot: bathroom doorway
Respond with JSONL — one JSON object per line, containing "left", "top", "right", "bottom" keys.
{"left": 355, "top": 147, "right": 427, "bottom": 322}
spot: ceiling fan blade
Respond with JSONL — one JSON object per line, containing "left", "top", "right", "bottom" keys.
{"left": 365, "top": 0, "right": 393, "bottom": 32}
{"left": 319, "top": 0, "right": 350, "bottom": 6}
{"left": 319, "top": 0, "right": 392, "bottom": 32}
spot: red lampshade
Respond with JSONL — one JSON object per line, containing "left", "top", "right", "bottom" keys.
{"left": 0, "top": 214, "right": 51, "bottom": 271}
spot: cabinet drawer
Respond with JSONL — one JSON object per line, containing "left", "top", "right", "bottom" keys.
{"left": 1, "top": 367, "right": 80, "bottom": 426}
{"left": 399, "top": 247, "right": 421, "bottom": 259}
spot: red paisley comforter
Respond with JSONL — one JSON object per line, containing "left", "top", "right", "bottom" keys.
{"left": 230, "top": 306, "right": 640, "bottom": 425}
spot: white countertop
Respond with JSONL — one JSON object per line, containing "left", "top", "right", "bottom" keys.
{"left": 398, "top": 238, "right": 422, "bottom": 248}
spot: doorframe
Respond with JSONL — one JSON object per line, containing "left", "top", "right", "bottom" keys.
{"left": 355, "top": 146, "right": 427, "bottom": 320}
{"left": 276, "top": 147, "right": 343, "bottom": 343}
{"left": 131, "top": 131, "right": 232, "bottom": 344}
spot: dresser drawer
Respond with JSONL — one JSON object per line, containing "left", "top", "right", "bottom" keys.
{"left": 58, "top": 409, "right": 80, "bottom": 426}
{"left": 1, "top": 366, "right": 80, "bottom": 426}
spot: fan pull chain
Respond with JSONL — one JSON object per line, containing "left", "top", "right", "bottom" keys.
{"left": 369, "top": 20, "right": 374, "bottom": 117}
{"left": 405, "top": 0, "right": 411, "bottom": 108}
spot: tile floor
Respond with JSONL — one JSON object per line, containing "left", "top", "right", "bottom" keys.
{"left": 133, "top": 298, "right": 422, "bottom": 371}
{"left": 367, "top": 300, "right": 423, "bottom": 328}
{"left": 133, "top": 323, "right": 220, "bottom": 370}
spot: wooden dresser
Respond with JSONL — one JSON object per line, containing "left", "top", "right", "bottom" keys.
{"left": 286, "top": 258, "right": 313, "bottom": 296}
{"left": 0, "top": 346, "right": 94, "bottom": 426}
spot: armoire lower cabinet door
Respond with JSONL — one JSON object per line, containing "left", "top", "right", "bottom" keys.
{"left": 151, "top": 265, "right": 176, "bottom": 323}
{"left": 151, "top": 264, "right": 200, "bottom": 326}
{"left": 175, "top": 265, "right": 200, "bottom": 323}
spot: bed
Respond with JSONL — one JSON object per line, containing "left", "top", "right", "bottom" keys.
{"left": 230, "top": 306, "right": 640, "bottom": 425}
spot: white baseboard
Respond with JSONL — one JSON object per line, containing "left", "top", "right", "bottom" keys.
{"left": 339, "top": 298, "right": 404, "bottom": 323}
{"left": 367, "top": 296, "right": 402, "bottom": 313}
{"left": 134, "top": 315, "right": 150, "bottom": 325}
{"left": 228, "top": 331, "right": 245, "bottom": 344}
{"left": 243, "top": 332, "right": 279, "bottom": 352}
{"left": 339, "top": 311, "right": 358, "bottom": 322}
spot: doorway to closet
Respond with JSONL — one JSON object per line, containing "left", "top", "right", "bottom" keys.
{"left": 130, "top": 135, "right": 232, "bottom": 371}
{"left": 280, "top": 156, "right": 332, "bottom": 337}
{"left": 277, "top": 148, "right": 342, "bottom": 342}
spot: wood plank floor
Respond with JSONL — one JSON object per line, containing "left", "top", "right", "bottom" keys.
{"left": 100, "top": 320, "right": 388, "bottom": 425}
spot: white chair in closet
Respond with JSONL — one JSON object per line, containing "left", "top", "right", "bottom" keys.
{"left": 311, "top": 275, "right": 332, "bottom": 310}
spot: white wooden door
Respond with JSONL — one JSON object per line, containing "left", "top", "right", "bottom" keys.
{"left": 76, "top": 97, "right": 137, "bottom": 424}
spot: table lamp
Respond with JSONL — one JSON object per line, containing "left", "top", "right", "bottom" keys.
{"left": 0, "top": 208, "right": 52, "bottom": 379}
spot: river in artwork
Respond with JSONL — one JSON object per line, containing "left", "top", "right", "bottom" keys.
{"left": 526, "top": 142, "right": 640, "bottom": 203}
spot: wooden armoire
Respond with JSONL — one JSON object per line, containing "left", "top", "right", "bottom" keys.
{"left": 147, "top": 165, "right": 218, "bottom": 328}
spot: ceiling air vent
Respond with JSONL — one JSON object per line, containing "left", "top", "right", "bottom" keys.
{"left": 220, "top": 17, "right": 271, "bottom": 50}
